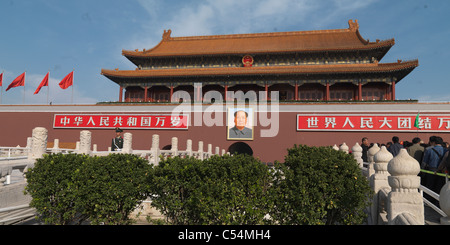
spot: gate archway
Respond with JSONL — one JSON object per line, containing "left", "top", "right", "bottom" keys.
{"left": 228, "top": 142, "right": 253, "bottom": 156}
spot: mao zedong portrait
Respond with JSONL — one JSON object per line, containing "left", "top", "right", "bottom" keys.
{"left": 228, "top": 110, "right": 253, "bottom": 140}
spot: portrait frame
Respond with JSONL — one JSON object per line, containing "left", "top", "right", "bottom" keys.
{"left": 227, "top": 107, "right": 254, "bottom": 141}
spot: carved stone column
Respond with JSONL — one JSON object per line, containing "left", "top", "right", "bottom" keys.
{"left": 198, "top": 141, "right": 204, "bottom": 160}
{"left": 387, "top": 149, "right": 424, "bottom": 225}
{"left": 26, "top": 137, "right": 32, "bottom": 149}
{"left": 339, "top": 142, "right": 349, "bottom": 154}
{"left": 150, "top": 134, "right": 160, "bottom": 165}
{"left": 79, "top": 130, "right": 91, "bottom": 155}
{"left": 439, "top": 182, "right": 450, "bottom": 225}
{"left": 332, "top": 144, "right": 339, "bottom": 151}
{"left": 29, "top": 127, "right": 48, "bottom": 160}
{"left": 367, "top": 143, "right": 380, "bottom": 178}
{"left": 207, "top": 144, "right": 212, "bottom": 158}
{"left": 370, "top": 146, "right": 393, "bottom": 224}
{"left": 122, "top": 132, "right": 133, "bottom": 154}
{"left": 351, "top": 143, "right": 363, "bottom": 168}
{"left": 372, "top": 146, "right": 393, "bottom": 192}
{"left": 51, "top": 139, "right": 61, "bottom": 153}
{"left": 171, "top": 137, "right": 178, "bottom": 157}
{"left": 186, "top": 139, "right": 193, "bottom": 157}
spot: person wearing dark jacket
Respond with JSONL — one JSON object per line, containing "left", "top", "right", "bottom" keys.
{"left": 388, "top": 136, "right": 403, "bottom": 157}
{"left": 111, "top": 127, "right": 123, "bottom": 151}
{"left": 361, "top": 137, "right": 370, "bottom": 162}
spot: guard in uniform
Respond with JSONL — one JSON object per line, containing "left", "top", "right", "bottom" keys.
{"left": 111, "top": 127, "right": 124, "bottom": 151}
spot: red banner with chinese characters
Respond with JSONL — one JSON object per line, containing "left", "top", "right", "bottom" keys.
{"left": 54, "top": 114, "right": 189, "bottom": 129}
{"left": 297, "top": 114, "right": 450, "bottom": 132}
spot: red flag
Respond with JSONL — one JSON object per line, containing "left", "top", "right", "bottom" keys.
{"left": 6, "top": 72, "right": 25, "bottom": 91}
{"left": 59, "top": 71, "right": 73, "bottom": 89}
{"left": 0, "top": 73, "right": 3, "bottom": 87}
{"left": 34, "top": 72, "right": 49, "bottom": 95}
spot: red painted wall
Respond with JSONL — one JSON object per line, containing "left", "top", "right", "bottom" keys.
{"left": 1, "top": 104, "right": 449, "bottom": 163}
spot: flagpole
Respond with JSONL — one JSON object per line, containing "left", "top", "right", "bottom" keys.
{"left": 71, "top": 69, "right": 74, "bottom": 104}
{"left": 23, "top": 71, "right": 26, "bottom": 104}
{"left": 0, "top": 70, "right": 3, "bottom": 104}
{"left": 416, "top": 110, "right": 420, "bottom": 137}
{"left": 47, "top": 70, "right": 50, "bottom": 105}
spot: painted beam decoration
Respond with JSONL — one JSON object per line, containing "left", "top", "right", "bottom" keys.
{"left": 54, "top": 114, "right": 189, "bottom": 129}
{"left": 297, "top": 114, "right": 450, "bottom": 132}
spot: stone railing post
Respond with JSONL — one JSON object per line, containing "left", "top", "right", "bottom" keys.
{"left": 25, "top": 136, "right": 33, "bottom": 157}
{"left": 332, "top": 144, "right": 339, "bottom": 151}
{"left": 150, "top": 134, "right": 160, "bottom": 165}
{"left": 439, "top": 182, "right": 450, "bottom": 225}
{"left": 387, "top": 149, "right": 424, "bottom": 225}
{"left": 26, "top": 137, "right": 32, "bottom": 149}
{"left": 51, "top": 139, "right": 61, "bottom": 153}
{"left": 122, "top": 132, "right": 133, "bottom": 154}
{"left": 171, "top": 137, "right": 178, "bottom": 157}
{"left": 28, "top": 127, "right": 48, "bottom": 160}
{"left": 186, "top": 139, "right": 193, "bottom": 157}
{"left": 370, "top": 146, "right": 393, "bottom": 225}
{"left": 367, "top": 143, "right": 380, "bottom": 178}
{"left": 207, "top": 144, "right": 212, "bottom": 158}
{"left": 198, "top": 141, "right": 204, "bottom": 160}
{"left": 351, "top": 143, "right": 363, "bottom": 168}
{"left": 79, "top": 130, "right": 92, "bottom": 155}
{"left": 339, "top": 142, "right": 349, "bottom": 154}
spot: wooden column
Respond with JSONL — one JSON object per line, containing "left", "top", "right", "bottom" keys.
{"left": 391, "top": 82, "right": 396, "bottom": 100}
{"left": 144, "top": 86, "right": 148, "bottom": 102}
{"left": 358, "top": 82, "right": 362, "bottom": 101}
{"left": 119, "top": 86, "right": 123, "bottom": 102}
{"left": 294, "top": 83, "right": 298, "bottom": 101}
{"left": 325, "top": 83, "right": 330, "bottom": 101}
{"left": 170, "top": 85, "right": 174, "bottom": 102}
{"left": 224, "top": 85, "right": 228, "bottom": 102}
{"left": 196, "top": 85, "right": 202, "bottom": 102}
{"left": 265, "top": 84, "right": 268, "bottom": 101}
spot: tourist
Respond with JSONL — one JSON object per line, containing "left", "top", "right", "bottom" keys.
{"left": 388, "top": 136, "right": 403, "bottom": 157}
{"left": 361, "top": 137, "right": 370, "bottom": 162}
{"left": 422, "top": 136, "right": 445, "bottom": 202}
{"left": 407, "top": 137, "right": 424, "bottom": 163}
{"left": 437, "top": 148, "right": 450, "bottom": 174}
{"left": 111, "top": 127, "right": 124, "bottom": 151}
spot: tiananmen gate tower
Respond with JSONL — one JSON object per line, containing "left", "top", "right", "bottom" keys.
{"left": 101, "top": 19, "right": 418, "bottom": 103}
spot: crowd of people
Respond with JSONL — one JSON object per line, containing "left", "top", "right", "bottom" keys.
{"left": 361, "top": 135, "right": 449, "bottom": 206}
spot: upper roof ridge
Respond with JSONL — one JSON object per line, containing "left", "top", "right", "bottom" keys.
{"left": 163, "top": 19, "right": 362, "bottom": 42}
{"left": 122, "top": 19, "right": 394, "bottom": 59}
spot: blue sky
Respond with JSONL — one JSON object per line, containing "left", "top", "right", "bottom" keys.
{"left": 0, "top": 0, "right": 449, "bottom": 104}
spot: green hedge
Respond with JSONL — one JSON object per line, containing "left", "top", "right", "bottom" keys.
{"left": 24, "top": 145, "right": 372, "bottom": 225}
{"left": 269, "top": 145, "right": 372, "bottom": 225}
{"left": 148, "top": 154, "right": 273, "bottom": 225}
{"left": 24, "top": 153, "right": 151, "bottom": 225}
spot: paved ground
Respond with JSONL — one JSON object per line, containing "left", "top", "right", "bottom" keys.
{"left": 424, "top": 204, "right": 443, "bottom": 225}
